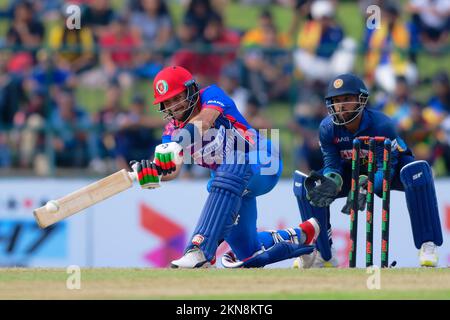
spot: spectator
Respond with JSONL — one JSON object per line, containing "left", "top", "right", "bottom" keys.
{"left": 422, "top": 72, "right": 450, "bottom": 141}
{"left": 13, "top": 87, "right": 47, "bottom": 168}
{"left": 114, "top": 95, "right": 165, "bottom": 169}
{"left": 6, "top": 0, "right": 45, "bottom": 74}
{"left": 426, "top": 72, "right": 450, "bottom": 115}
{"left": 219, "top": 63, "right": 249, "bottom": 114}
{"left": 4, "top": 0, "right": 70, "bottom": 21}
{"left": 34, "top": 0, "right": 64, "bottom": 21}
{"left": 287, "top": 0, "right": 313, "bottom": 41}
{"left": 239, "top": 0, "right": 272, "bottom": 4}
{"left": 129, "top": 0, "right": 173, "bottom": 79}
{"left": 242, "top": 24, "right": 292, "bottom": 106}
{"left": 92, "top": 82, "right": 125, "bottom": 169}
{"left": 203, "top": 13, "right": 241, "bottom": 78}
{"left": 48, "top": 14, "right": 95, "bottom": 74}
{"left": 288, "top": 97, "right": 326, "bottom": 173}
{"left": 242, "top": 9, "right": 289, "bottom": 48}
{"left": 0, "top": 52, "right": 27, "bottom": 127}
{"left": 6, "top": 0, "right": 44, "bottom": 48}
{"left": 127, "top": 0, "right": 144, "bottom": 13}
{"left": 407, "top": 0, "right": 450, "bottom": 54}
{"left": 184, "top": 0, "right": 219, "bottom": 41}
{"left": 364, "top": 2, "right": 418, "bottom": 93}
{"left": 49, "top": 88, "right": 96, "bottom": 167}
{"left": 375, "top": 76, "right": 419, "bottom": 130}
{"left": 242, "top": 95, "right": 272, "bottom": 130}
{"left": 83, "top": 15, "right": 141, "bottom": 88}
{"left": 100, "top": 16, "right": 141, "bottom": 71}
{"left": 130, "top": 0, "right": 173, "bottom": 47}
{"left": 28, "top": 50, "right": 75, "bottom": 93}
{"left": 293, "top": 0, "right": 356, "bottom": 86}
{"left": 171, "top": 16, "right": 216, "bottom": 85}
{"left": 398, "top": 102, "right": 433, "bottom": 162}
{"left": 0, "top": 0, "right": 17, "bottom": 20}
{"left": 82, "top": 0, "right": 116, "bottom": 40}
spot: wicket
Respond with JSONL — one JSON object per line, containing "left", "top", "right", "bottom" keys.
{"left": 349, "top": 136, "right": 392, "bottom": 268}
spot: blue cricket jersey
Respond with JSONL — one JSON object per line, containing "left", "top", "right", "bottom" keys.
{"left": 162, "top": 85, "right": 275, "bottom": 172}
{"left": 319, "top": 108, "right": 413, "bottom": 187}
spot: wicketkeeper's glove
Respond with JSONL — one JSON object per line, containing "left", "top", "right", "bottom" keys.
{"left": 130, "top": 160, "right": 161, "bottom": 189}
{"left": 304, "top": 171, "right": 342, "bottom": 207}
{"left": 341, "top": 175, "right": 368, "bottom": 215}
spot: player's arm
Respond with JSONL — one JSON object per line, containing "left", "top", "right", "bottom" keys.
{"left": 304, "top": 123, "right": 343, "bottom": 207}
{"left": 319, "top": 123, "right": 343, "bottom": 178}
{"left": 189, "top": 107, "right": 221, "bottom": 132}
{"left": 318, "top": 123, "right": 344, "bottom": 189}
{"left": 172, "top": 107, "right": 221, "bottom": 153}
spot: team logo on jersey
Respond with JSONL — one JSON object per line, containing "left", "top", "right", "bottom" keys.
{"left": 156, "top": 80, "right": 169, "bottom": 95}
{"left": 192, "top": 234, "right": 205, "bottom": 246}
{"left": 333, "top": 79, "right": 343, "bottom": 88}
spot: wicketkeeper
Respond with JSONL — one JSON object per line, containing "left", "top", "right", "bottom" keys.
{"left": 293, "top": 73, "right": 443, "bottom": 268}
{"left": 131, "top": 66, "right": 320, "bottom": 268}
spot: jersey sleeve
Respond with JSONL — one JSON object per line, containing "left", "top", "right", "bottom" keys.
{"left": 319, "top": 121, "right": 343, "bottom": 176}
{"left": 201, "top": 85, "right": 228, "bottom": 114}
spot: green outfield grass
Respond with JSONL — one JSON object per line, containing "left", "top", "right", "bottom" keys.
{"left": 0, "top": 268, "right": 449, "bottom": 299}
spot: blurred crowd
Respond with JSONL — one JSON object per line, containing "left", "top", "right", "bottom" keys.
{"left": 0, "top": 0, "right": 449, "bottom": 178}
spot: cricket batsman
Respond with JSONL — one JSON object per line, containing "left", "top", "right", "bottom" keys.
{"left": 131, "top": 66, "right": 320, "bottom": 268}
{"left": 293, "top": 73, "right": 443, "bottom": 268}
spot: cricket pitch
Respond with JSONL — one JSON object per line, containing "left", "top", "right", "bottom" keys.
{"left": 0, "top": 268, "right": 449, "bottom": 299}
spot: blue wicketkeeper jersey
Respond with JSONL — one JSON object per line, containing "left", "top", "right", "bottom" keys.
{"left": 319, "top": 108, "right": 413, "bottom": 187}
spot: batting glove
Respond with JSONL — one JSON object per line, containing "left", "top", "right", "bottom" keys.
{"left": 154, "top": 142, "right": 183, "bottom": 175}
{"left": 130, "top": 160, "right": 161, "bottom": 189}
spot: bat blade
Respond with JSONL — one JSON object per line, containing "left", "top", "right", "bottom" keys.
{"left": 33, "top": 169, "right": 134, "bottom": 228}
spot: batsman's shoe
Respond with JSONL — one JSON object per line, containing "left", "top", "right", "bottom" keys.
{"left": 419, "top": 241, "right": 438, "bottom": 267}
{"left": 299, "top": 218, "right": 321, "bottom": 245}
{"left": 293, "top": 247, "right": 338, "bottom": 269}
{"left": 170, "top": 247, "right": 216, "bottom": 269}
{"left": 292, "top": 249, "right": 317, "bottom": 269}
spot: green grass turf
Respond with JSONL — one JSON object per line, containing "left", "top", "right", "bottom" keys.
{"left": 0, "top": 268, "right": 449, "bottom": 299}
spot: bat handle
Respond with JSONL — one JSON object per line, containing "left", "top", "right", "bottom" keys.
{"left": 128, "top": 171, "right": 137, "bottom": 181}
{"left": 128, "top": 162, "right": 139, "bottom": 181}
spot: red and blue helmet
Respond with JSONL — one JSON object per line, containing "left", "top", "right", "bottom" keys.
{"left": 325, "top": 73, "right": 369, "bottom": 125}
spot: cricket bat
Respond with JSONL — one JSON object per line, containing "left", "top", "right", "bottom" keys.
{"left": 33, "top": 169, "right": 137, "bottom": 229}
